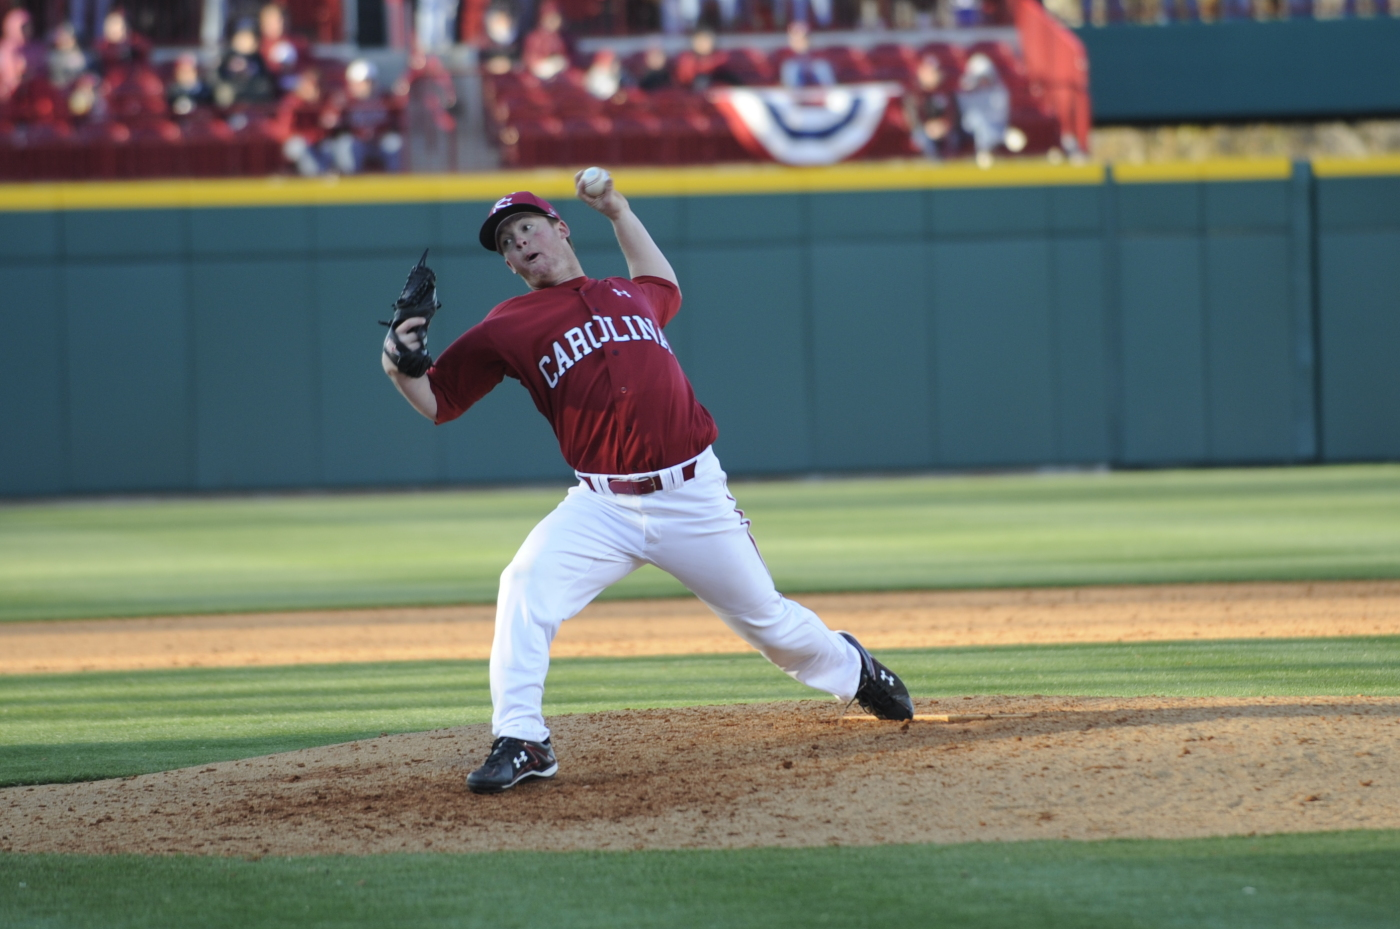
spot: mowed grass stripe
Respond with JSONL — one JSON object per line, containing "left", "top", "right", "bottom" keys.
{"left": 3, "top": 465, "right": 1399, "bottom": 622}
{"left": 2, "top": 637, "right": 1397, "bottom": 787}
{"left": 3, "top": 831, "right": 1399, "bottom": 929}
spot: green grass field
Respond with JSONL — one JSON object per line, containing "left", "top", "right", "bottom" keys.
{"left": 5, "top": 831, "right": 1399, "bottom": 929}
{"left": 3, "top": 464, "right": 1399, "bottom": 622}
{"left": 5, "top": 466, "right": 1400, "bottom": 926}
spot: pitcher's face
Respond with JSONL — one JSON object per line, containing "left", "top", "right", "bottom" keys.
{"left": 498, "top": 214, "right": 580, "bottom": 289}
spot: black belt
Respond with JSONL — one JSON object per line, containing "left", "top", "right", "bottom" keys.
{"left": 595, "top": 461, "right": 697, "bottom": 496}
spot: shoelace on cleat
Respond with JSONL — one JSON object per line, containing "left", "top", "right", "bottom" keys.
{"left": 484, "top": 736, "right": 522, "bottom": 766}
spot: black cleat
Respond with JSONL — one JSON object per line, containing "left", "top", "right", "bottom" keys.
{"left": 839, "top": 631, "right": 914, "bottom": 721}
{"left": 466, "top": 736, "right": 558, "bottom": 794}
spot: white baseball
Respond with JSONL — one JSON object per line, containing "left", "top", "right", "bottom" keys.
{"left": 580, "top": 166, "right": 610, "bottom": 197}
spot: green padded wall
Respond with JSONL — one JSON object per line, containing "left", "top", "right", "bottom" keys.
{"left": 65, "top": 261, "right": 193, "bottom": 491}
{"left": 1, "top": 167, "right": 1395, "bottom": 497}
{"left": 1111, "top": 176, "right": 1305, "bottom": 467}
{"left": 0, "top": 263, "right": 66, "bottom": 495}
{"left": 1316, "top": 175, "right": 1400, "bottom": 461}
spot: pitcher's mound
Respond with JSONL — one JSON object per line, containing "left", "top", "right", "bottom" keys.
{"left": 3, "top": 696, "right": 1396, "bottom": 857}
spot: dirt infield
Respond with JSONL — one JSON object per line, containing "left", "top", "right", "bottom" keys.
{"left": 5, "top": 581, "right": 1399, "bottom": 674}
{"left": 4, "top": 580, "right": 1397, "bottom": 856}
{"left": 3, "top": 697, "right": 1396, "bottom": 856}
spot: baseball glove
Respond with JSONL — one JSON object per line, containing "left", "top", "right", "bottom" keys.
{"left": 380, "top": 249, "right": 441, "bottom": 378}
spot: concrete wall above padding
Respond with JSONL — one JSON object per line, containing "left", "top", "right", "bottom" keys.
{"left": 1077, "top": 19, "right": 1400, "bottom": 123}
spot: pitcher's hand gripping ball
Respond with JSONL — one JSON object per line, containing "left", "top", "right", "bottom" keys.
{"left": 380, "top": 249, "right": 441, "bottom": 378}
{"left": 579, "top": 166, "right": 610, "bottom": 197}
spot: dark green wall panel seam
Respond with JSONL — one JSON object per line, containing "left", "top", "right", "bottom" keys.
{"left": 309, "top": 255, "right": 326, "bottom": 486}
{"left": 924, "top": 219, "right": 946, "bottom": 472}
{"left": 796, "top": 196, "right": 818, "bottom": 471}
{"left": 55, "top": 214, "right": 73, "bottom": 494}
{"left": 181, "top": 210, "right": 200, "bottom": 490}
{"left": 1102, "top": 167, "right": 1124, "bottom": 466}
{"left": 1197, "top": 184, "right": 1214, "bottom": 462}
{"left": 1289, "top": 161, "right": 1321, "bottom": 462}
{"left": 1047, "top": 226, "right": 1064, "bottom": 462}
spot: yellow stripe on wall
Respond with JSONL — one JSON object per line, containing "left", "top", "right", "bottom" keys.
{"left": 1, "top": 156, "right": 1397, "bottom": 212}
{"left": 1111, "top": 159, "right": 1294, "bottom": 183}
{"left": 0, "top": 160, "right": 1104, "bottom": 212}
{"left": 1312, "top": 155, "right": 1400, "bottom": 178}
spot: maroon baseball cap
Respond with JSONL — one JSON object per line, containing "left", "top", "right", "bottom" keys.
{"left": 479, "top": 192, "right": 561, "bottom": 252}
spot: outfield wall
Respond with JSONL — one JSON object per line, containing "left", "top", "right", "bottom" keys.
{"left": 0, "top": 159, "right": 1397, "bottom": 496}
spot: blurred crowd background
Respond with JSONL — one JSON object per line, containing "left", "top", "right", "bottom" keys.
{"left": 0, "top": 0, "right": 1396, "bottom": 179}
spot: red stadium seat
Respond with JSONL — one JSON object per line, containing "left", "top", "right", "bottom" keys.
{"left": 723, "top": 47, "right": 776, "bottom": 85}
{"left": 561, "top": 114, "right": 612, "bottom": 164}
{"left": 820, "top": 46, "right": 872, "bottom": 83}
{"left": 8, "top": 77, "right": 67, "bottom": 124}
{"left": 180, "top": 115, "right": 241, "bottom": 176}
{"left": 505, "top": 115, "right": 565, "bottom": 167}
{"left": 608, "top": 111, "right": 664, "bottom": 165}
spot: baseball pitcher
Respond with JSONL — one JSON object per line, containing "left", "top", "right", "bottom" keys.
{"left": 381, "top": 171, "right": 913, "bottom": 794}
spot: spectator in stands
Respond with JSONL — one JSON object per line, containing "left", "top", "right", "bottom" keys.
{"left": 323, "top": 59, "right": 403, "bottom": 173}
{"left": 68, "top": 0, "right": 112, "bottom": 43}
{"left": 166, "top": 52, "right": 212, "bottom": 116}
{"left": 47, "top": 22, "right": 90, "bottom": 88}
{"left": 637, "top": 45, "right": 672, "bottom": 90}
{"left": 259, "top": 3, "right": 306, "bottom": 92}
{"left": 215, "top": 20, "right": 277, "bottom": 106}
{"left": 281, "top": 69, "right": 337, "bottom": 175}
{"left": 778, "top": 21, "right": 834, "bottom": 87}
{"left": 0, "top": 10, "right": 32, "bottom": 102}
{"left": 584, "top": 48, "right": 621, "bottom": 100}
{"left": 905, "top": 54, "right": 959, "bottom": 159}
{"left": 675, "top": 28, "right": 739, "bottom": 90}
{"left": 93, "top": 8, "right": 149, "bottom": 72}
{"left": 780, "top": 0, "right": 834, "bottom": 27}
{"left": 522, "top": 2, "right": 571, "bottom": 81}
{"left": 857, "top": 0, "right": 887, "bottom": 28}
{"left": 16, "top": 10, "right": 47, "bottom": 77}
{"left": 663, "top": 0, "right": 742, "bottom": 33}
{"left": 416, "top": 0, "right": 455, "bottom": 51}
{"left": 67, "top": 71, "right": 105, "bottom": 120}
{"left": 661, "top": 0, "right": 696, "bottom": 33}
{"left": 481, "top": 4, "right": 520, "bottom": 75}
{"left": 952, "top": 0, "right": 982, "bottom": 23}
{"left": 957, "top": 53, "right": 1008, "bottom": 167}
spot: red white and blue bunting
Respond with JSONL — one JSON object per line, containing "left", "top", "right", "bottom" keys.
{"left": 710, "top": 83, "right": 905, "bottom": 166}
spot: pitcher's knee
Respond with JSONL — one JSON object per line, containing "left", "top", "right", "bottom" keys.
{"left": 499, "top": 558, "right": 531, "bottom": 597}
{"left": 498, "top": 556, "right": 570, "bottom": 634}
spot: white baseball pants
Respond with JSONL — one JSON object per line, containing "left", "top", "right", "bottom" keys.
{"left": 490, "top": 447, "right": 863, "bottom": 742}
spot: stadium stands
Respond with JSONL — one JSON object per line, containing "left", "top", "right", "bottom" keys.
{"left": 487, "top": 35, "right": 1076, "bottom": 167}
{"left": 24, "top": 0, "right": 1392, "bottom": 179}
{"left": 0, "top": 5, "right": 434, "bottom": 180}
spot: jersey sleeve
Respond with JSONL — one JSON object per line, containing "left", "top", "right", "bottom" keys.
{"left": 633, "top": 275, "right": 682, "bottom": 327}
{"left": 426, "top": 320, "right": 508, "bottom": 425}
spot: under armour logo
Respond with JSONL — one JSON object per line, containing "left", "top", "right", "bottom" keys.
{"left": 513, "top": 751, "right": 528, "bottom": 768}
{"left": 494, "top": 196, "right": 513, "bottom": 211}
{"left": 879, "top": 669, "right": 895, "bottom": 685}
{"left": 612, "top": 288, "right": 631, "bottom": 298}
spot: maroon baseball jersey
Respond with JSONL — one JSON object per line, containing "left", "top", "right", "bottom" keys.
{"left": 427, "top": 275, "right": 718, "bottom": 475}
